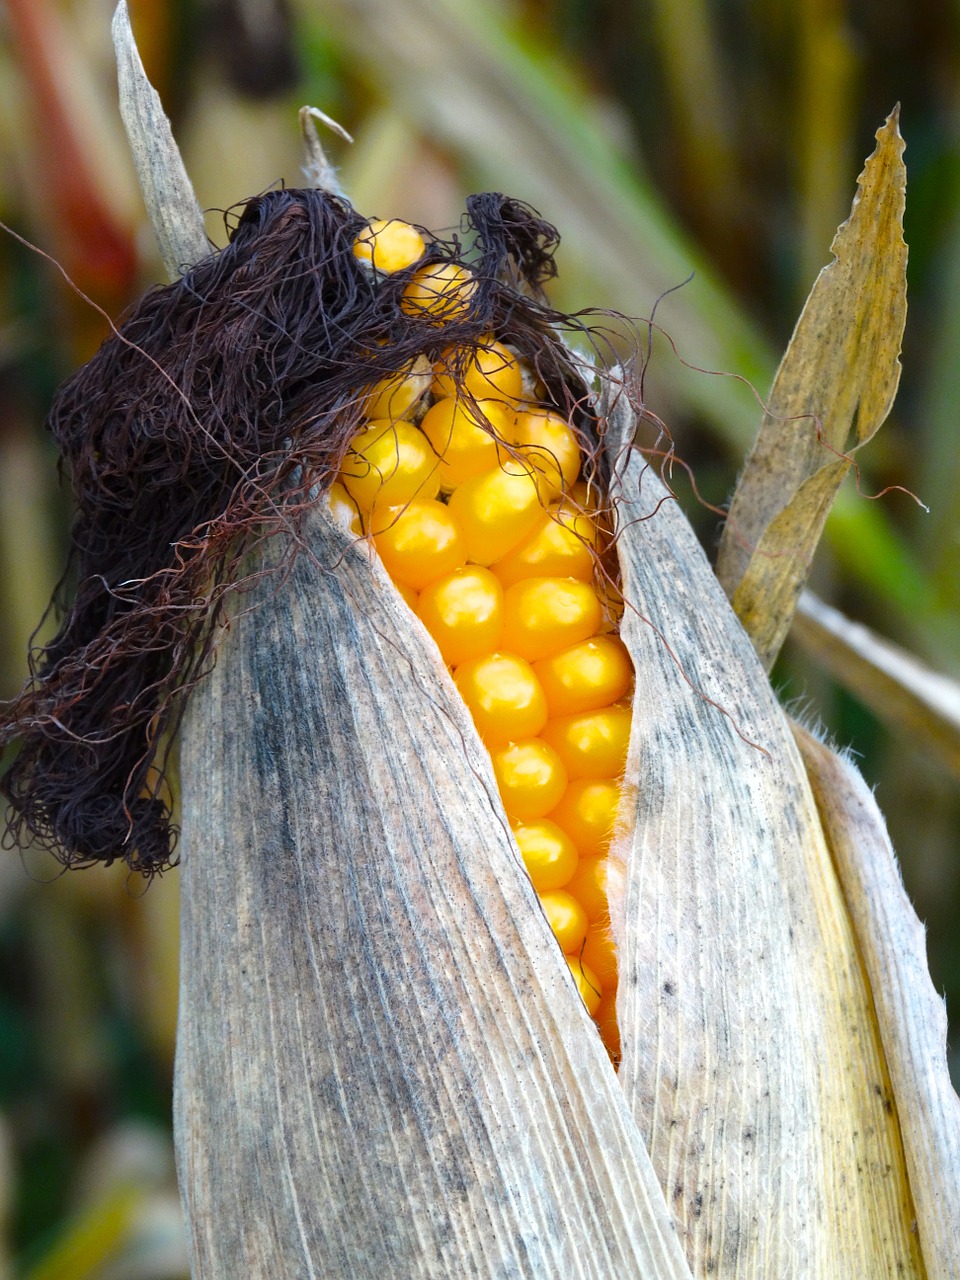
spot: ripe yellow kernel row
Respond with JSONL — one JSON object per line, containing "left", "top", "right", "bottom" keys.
{"left": 337, "top": 216, "right": 632, "bottom": 1059}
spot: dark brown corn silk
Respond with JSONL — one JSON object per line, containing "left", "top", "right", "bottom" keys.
{"left": 0, "top": 190, "right": 613, "bottom": 873}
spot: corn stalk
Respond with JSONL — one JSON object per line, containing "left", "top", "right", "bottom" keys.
{"left": 113, "top": 4, "right": 960, "bottom": 1275}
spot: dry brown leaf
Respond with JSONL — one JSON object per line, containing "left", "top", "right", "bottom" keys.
{"left": 716, "top": 108, "right": 907, "bottom": 670}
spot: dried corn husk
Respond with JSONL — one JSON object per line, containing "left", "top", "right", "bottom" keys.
{"left": 793, "top": 591, "right": 960, "bottom": 779}
{"left": 715, "top": 109, "right": 907, "bottom": 671}
{"left": 605, "top": 388, "right": 927, "bottom": 1275}
{"left": 795, "top": 723, "right": 960, "bottom": 1278}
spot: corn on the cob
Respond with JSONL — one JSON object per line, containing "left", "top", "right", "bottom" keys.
{"left": 332, "top": 215, "right": 634, "bottom": 1059}
{"left": 89, "top": 50, "right": 959, "bottom": 1274}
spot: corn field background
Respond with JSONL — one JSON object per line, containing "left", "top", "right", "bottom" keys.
{"left": 0, "top": 0, "right": 958, "bottom": 1274}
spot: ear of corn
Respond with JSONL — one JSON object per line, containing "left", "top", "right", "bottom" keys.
{"left": 111, "top": 14, "right": 960, "bottom": 1275}
{"left": 168, "top": 197, "right": 689, "bottom": 1274}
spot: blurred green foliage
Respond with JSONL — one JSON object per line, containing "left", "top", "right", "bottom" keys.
{"left": 0, "top": 0, "right": 958, "bottom": 1272}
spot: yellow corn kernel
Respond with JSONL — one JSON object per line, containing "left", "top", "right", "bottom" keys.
{"left": 501, "top": 578, "right": 603, "bottom": 663}
{"left": 551, "top": 780, "right": 622, "bottom": 858}
{"left": 581, "top": 922, "right": 618, "bottom": 989}
{"left": 353, "top": 218, "right": 425, "bottom": 273}
{"left": 539, "top": 705, "right": 631, "bottom": 780}
{"left": 431, "top": 337, "right": 523, "bottom": 402}
{"left": 401, "top": 262, "right": 476, "bottom": 323}
{"left": 541, "top": 889, "right": 588, "bottom": 955}
{"left": 595, "top": 988, "right": 620, "bottom": 1056}
{"left": 563, "top": 856, "right": 615, "bottom": 923}
{"left": 339, "top": 420, "right": 440, "bottom": 513}
{"left": 511, "top": 819, "right": 578, "bottom": 891}
{"left": 419, "top": 397, "right": 515, "bottom": 490}
{"left": 371, "top": 499, "right": 467, "bottom": 591}
{"left": 491, "top": 501, "right": 599, "bottom": 587}
{"left": 325, "top": 481, "right": 364, "bottom": 538}
{"left": 360, "top": 355, "right": 432, "bottom": 420}
{"left": 511, "top": 407, "right": 581, "bottom": 498}
{"left": 491, "top": 740, "right": 568, "bottom": 822}
{"left": 416, "top": 566, "right": 503, "bottom": 667}
{"left": 396, "top": 581, "right": 419, "bottom": 611}
{"left": 597, "top": 579, "right": 625, "bottom": 632}
{"left": 570, "top": 478, "right": 601, "bottom": 513}
{"left": 533, "top": 635, "right": 633, "bottom": 717}
{"left": 446, "top": 463, "right": 545, "bottom": 565}
{"left": 566, "top": 955, "right": 603, "bottom": 1017}
{"left": 452, "top": 653, "right": 547, "bottom": 747}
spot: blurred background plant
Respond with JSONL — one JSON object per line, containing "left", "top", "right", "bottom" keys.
{"left": 0, "top": 0, "right": 957, "bottom": 1274}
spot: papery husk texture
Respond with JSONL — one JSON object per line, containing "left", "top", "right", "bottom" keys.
{"left": 605, "top": 387, "right": 928, "bottom": 1278}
